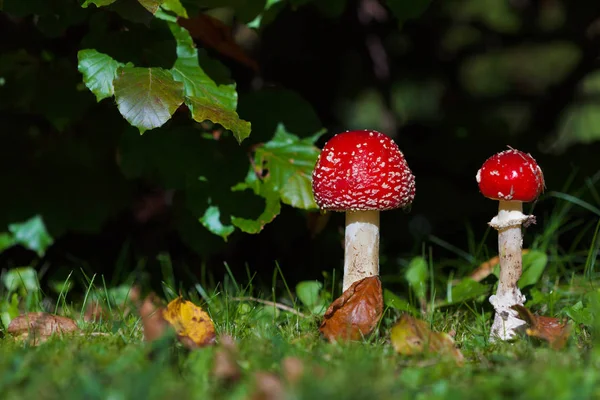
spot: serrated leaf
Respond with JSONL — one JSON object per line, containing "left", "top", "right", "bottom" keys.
{"left": 81, "top": 0, "right": 118, "bottom": 8}
{"left": 113, "top": 67, "right": 184, "bottom": 134}
{"left": 231, "top": 185, "right": 281, "bottom": 234}
{"left": 200, "top": 205, "right": 235, "bottom": 240}
{"left": 161, "top": 0, "right": 188, "bottom": 17}
{"left": 186, "top": 96, "right": 251, "bottom": 143}
{"left": 167, "top": 22, "right": 250, "bottom": 143}
{"left": 8, "top": 215, "right": 53, "bottom": 257}
{"left": 254, "top": 124, "right": 324, "bottom": 209}
{"left": 137, "top": 0, "right": 164, "bottom": 14}
{"left": 77, "top": 49, "right": 124, "bottom": 102}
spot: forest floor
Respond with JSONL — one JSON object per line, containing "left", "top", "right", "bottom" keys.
{"left": 1, "top": 260, "right": 599, "bottom": 400}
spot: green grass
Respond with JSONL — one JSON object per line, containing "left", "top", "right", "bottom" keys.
{"left": 1, "top": 271, "right": 600, "bottom": 400}
{"left": 1, "top": 191, "right": 600, "bottom": 399}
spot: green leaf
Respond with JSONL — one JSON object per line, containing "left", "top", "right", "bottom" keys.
{"left": 2, "top": 267, "right": 40, "bottom": 293}
{"left": 137, "top": 0, "right": 164, "bottom": 14}
{"left": 161, "top": 0, "right": 188, "bottom": 17}
{"left": 442, "top": 278, "right": 490, "bottom": 306}
{"left": 518, "top": 250, "right": 548, "bottom": 288}
{"left": 296, "top": 280, "right": 322, "bottom": 308}
{"left": 8, "top": 215, "right": 53, "bottom": 257}
{"left": 113, "top": 67, "right": 184, "bottom": 134}
{"left": 168, "top": 22, "right": 251, "bottom": 143}
{"left": 404, "top": 256, "right": 429, "bottom": 300}
{"left": 77, "top": 49, "right": 125, "bottom": 102}
{"left": 385, "top": 0, "right": 431, "bottom": 24}
{"left": 0, "top": 233, "right": 16, "bottom": 253}
{"left": 383, "top": 289, "right": 418, "bottom": 314}
{"left": 200, "top": 205, "right": 235, "bottom": 241}
{"left": 231, "top": 169, "right": 281, "bottom": 233}
{"left": 81, "top": 0, "right": 118, "bottom": 8}
{"left": 565, "top": 301, "right": 594, "bottom": 327}
{"left": 186, "top": 97, "right": 251, "bottom": 143}
{"left": 254, "top": 124, "right": 324, "bottom": 209}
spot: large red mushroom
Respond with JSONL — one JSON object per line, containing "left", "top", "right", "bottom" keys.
{"left": 312, "top": 130, "right": 415, "bottom": 290}
{"left": 476, "top": 148, "right": 545, "bottom": 341}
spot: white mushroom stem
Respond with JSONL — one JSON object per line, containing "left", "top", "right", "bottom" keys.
{"left": 343, "top": 210, "right": 380, "bottom": 291}
{"left": 488, "top": 200, "right": 529, "bottom": 341}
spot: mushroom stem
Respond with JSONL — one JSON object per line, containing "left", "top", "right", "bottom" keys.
{"left": 488, "top": 200, "right": 528, "bottom": 341}
{"left": 343, "top": 210, "right": 380, "bottom": 291}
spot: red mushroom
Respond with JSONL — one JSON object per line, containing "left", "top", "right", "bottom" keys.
{"left": 312, "top": 130, "right": 415, "bottom": 291}
{"left": 476, "top": 148, "right": 545, "bottom": 341}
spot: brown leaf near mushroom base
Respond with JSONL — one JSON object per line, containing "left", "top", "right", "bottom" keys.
{"left": 8, "top": 312, "right": 79, "bottom": 345}
{"left": 511, "top": 305, "right": 571, "bottom": 349}
{"left": 319, "top": 276, "right": 383, "bottom": 342}
{"left": 390, "top": 314, "right": 464, "bottom": 364}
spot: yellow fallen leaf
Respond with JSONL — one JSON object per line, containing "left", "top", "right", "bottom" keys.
{"left": 390, "top": 314, "right": 464, "bottom": 364}
{"left": 163, "top": 297, "right": 216, "bottom": 348}
{"left": 8, "top": 312, "right": 79, "bottom": 345}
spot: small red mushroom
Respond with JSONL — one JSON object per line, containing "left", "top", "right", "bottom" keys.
{"left": 312, "top": 130, "right": 415, "bottom": 290}
{"left": 476, "top": 148, "right": 545, "bottom": 341}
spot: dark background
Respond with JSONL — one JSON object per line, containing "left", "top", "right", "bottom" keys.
{"left": 1, "top": 0, "right": 599, "bottom": 296}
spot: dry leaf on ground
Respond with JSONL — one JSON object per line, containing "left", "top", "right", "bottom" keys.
{"left": 163, "top": 297, "right": 216, "bottom": 348}
{"left": 468, "top": 250, "right": 531, "bottom": 282}
{"left": 212, "top": 335, "right": 241, "bottom": 384}
{"left": 511, "top": 305, "right": 570, "bottom": 349}
{"left": 250, "top": 372, "right": 285, "bottom": 400}
{"left": 8, "top": 312, "right": 79, "bottom": 345}
{"left": 390, "top": 314, "right": 464, "bottom": 364}
{"left": 140, "top": 293, "right": 169, "bottom": 343}
{"left": 319, "top": 276, "right": 383, "bottom": 342}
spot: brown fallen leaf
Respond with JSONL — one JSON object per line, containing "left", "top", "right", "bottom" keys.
{"left": 390, "top": 314, "right": 464, "bottom": 364}
{"left": 177, "top": 14, "right": 259, "bottom": 72}
{"left": 281, "top": 357, "right": 305, "bottom": 385}
{"left": 250, "top": 372, "right": 285, "bottom": 400}
{"left": 212, "top": 335, "right": 241, "bottom": 384}
{"left": 163, "top": 297, "right": 216, "bottom": 348}
{"left": 8, "top": 312, "right": 79, "bottom": 345}
{"left": 468, "top": 249, "right": 531, "bottom": 282}
{"left": 140, "top": 293, "right": 169, "bottom": 343}
{"left": 319, "top": 276, "right": 383, "bottom": 342}
{"left": 511, "top": 305, "right": 570, "bottom": 350}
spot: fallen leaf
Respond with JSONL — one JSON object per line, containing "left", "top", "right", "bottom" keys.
{"left": 469, "top": 249, "right": 530, "bottom": 282}
{"left": 139, "top": 293, "right": 169, "bottom": 343}
{"left": 177, "top": 14, "right": 259, "bottom": 72}
{"left": 390, "top": 314, "right": 464, "bottom": 364}
{"left": 163, "top": 297, "right": 216, "bottom": 348}
{"left": 511, "top": 305, "right": 571, "bottom": 349}
{"left": 319, "top": 276, "right": 383, "bottom": 342}
{"left": 250, "top": 372, "right": 285, "bottom": 400}
{"left": 8, "top": 312, "right": 79, "bottom": 344}
{"left": 212, "top": 335, "right": 241, "bottom": 384}
{"left": 281, "top": 357, "right": 305, "bottom": 385}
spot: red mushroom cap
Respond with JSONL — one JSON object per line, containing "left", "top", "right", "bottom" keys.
{"left": 312, "top": 130, "right": 415, "bottom": 211}
{"left": 476, "top": 148, "right": 545, "bottom": 202}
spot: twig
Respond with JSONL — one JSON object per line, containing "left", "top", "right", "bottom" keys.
{"left": 231, "top": 297, "right": 308, "bottom": 318}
